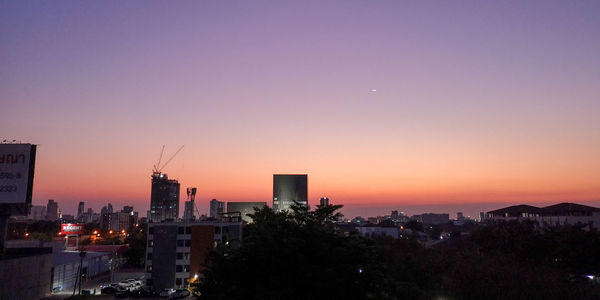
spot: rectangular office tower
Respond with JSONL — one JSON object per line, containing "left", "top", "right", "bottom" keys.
{"left": 150, "top": 172, "right": 180, "bottom": 222}
{"left": 273, "top": 174, "right": 308, "bottom": 212}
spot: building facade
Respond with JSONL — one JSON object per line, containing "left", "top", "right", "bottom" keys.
{"left": 145, "top": 220, "right": 243, "bottom": 290}
{"left": 209, "top": 199, "right": 224, "bottom": 219}
{"left": 486, "top": 202, "right": 600, "bottom": 228}
{"left": 273, "top": 174, "right": 308, "bottom": 212}
{"left": 150, "top": 172, "right": 180, "bottom": 223}
{"left": 46, "top": 199, "right": 59, "bottom": 221}
{"left": 226, "top": 202, "right": 267, "bottom": 223}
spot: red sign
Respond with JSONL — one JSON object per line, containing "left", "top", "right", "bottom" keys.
{"left": 61, "top": 223, "right": 84, "bottom": 235}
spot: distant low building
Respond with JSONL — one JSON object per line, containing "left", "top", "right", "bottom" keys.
{"left": 226, "top": 202, "right": 267, "bottom": 223}
{"left": 357, "top": 225, "right": 399, "bottom": 239}
{"left": 486, "top": 202, "right": 600, "bottom": 228}
{"left": 411, "top": 213, "right": 449, "bottom": 225}
{"left": 28, "top": 205, "right": 46, "bottom": 220}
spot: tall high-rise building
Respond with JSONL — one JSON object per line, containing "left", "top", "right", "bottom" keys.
{"left": 77, "top": 201, "right": 85, "bottom": 219}
{"left": 209, "top": 199, "right": 224, "bottom": 219}
{"left": 150, "top": 172, "right": 180, "bottom": 223}
{"left": 122, "top": 206, "right": 134, "bottom": 213}
{"left": 319, "top": 197, "right": 329, "bottom": 206}
{"left": 46, "top": 199, "right": 59, "bottom": 221}
{"left": 273, "top": 174, "right": 307, "bottom": 212}
{"left": 107, "top": 203, "right": 113, "bottom": 214}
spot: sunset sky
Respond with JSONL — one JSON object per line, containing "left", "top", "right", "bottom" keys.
{"left": 2, "top": 1, "right": 599, "bottom": 218}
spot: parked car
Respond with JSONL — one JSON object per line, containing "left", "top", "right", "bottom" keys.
{"left": 173, "top": 289, "right": 191, "bottom": 298}
{"left": 100, "top": 283, "right": 120, "bottom": 294}
{"left": 131, "top": 286, "right": 156, "bottom": 298}
{"left": 160, "top": 288, "right": 176, "bottom": 298}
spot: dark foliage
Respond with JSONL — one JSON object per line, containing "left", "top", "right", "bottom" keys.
{"left": 193, "top": 209, "right": 600, "bottom": 300}
{"left": 194, "top": 205, "right": 438, "bottom": 300}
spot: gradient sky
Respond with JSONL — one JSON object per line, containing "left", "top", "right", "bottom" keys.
{"left": 2, "top": 1, "right": 599, "bottom": 218}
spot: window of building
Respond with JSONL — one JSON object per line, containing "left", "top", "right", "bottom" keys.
{"left": 184, "top": 265, "right": 190, "bottom": 272}
{"left": 177, "top": 240, "right": 183, "bottom": 247}
{"left": 184, "top": 253, "right": 190, "bottom": 260}
{"left": 215, "top": 227, "right": 221, "bottom": 234}
{"left": 176, "top": 278, "right": 182, "bottom": 286}
{"left": 147, "top": 253, "right": 152, "bottom": 260}
{"left": 185, "top": 227, "right": 191, "bottom": 234}
{"left": 183, "top": 278, "right": 189, "bottom": 286}
{"left": 176, "top": 253, "right": 183, "bottom": 260}
{"left": 185, "top": 240, "right": 191, "bottom": 247}
{"left": 149, "top": 227, "right": 154, "bottom": 234}
{"left": 147, "top": 265, "right": 152, "bottom": 272}
{"left": 148, "top": 240, "right": 153, "bottom": 248}
{"left": 178, "top": 227, "right": 184, "bottom": 234}
{"left": 176, "top": 265, "right": 183, "bottom": 272}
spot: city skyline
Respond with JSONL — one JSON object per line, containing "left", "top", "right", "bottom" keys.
{"left": 2, "top": 1, "right": 599, "bottom": 218}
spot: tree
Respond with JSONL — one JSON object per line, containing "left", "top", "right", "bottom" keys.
{"left": 193, "top": 205, "right": 435, "bottom": 300}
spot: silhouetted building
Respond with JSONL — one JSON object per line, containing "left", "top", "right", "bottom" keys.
{"left": 209, "top": 199, "right": 224, "bottom": 219}
{"left": 226, "top": 202, "right": 267, "bottom": 223}
{"left": 150, "top": 172, "right": 180, "bottom": 222}
{"left": 411, "top": 213, "right": 449, "bottom": 225}
{"left": 457, "top": 212, "right": 464, "bottom": 220}
{"left": 487, "top": 202, "right": 600, "bottom": 228}
{"left": 479, "top": 211, "right": 485, "bottom": 222}
{"left": 319, "top": 197, "right": 329, "bottom": 206}
{"left": 77, "top": 202, "right": 84, "bottom": 220}
{"left": 28, "top": 205, "right": 46, "bottom": 220}
{"left": 122, "top": 206, "right": 134, "bottom": 213}
{"left": 183, "top": 187, "right": 197, "bottom": 221}
{"left": 273, "top": 174, "right": 307, "bottom": 212}
{"left": 45, "top": 199, "right": 59, "bottom": 221}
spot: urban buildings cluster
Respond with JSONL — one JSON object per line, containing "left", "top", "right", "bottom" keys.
{"left": 4, "top": 169, "right": 600, "bottom": 299}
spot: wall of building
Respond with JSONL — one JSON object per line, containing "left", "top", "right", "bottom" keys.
{"left": 0, "top": 251, "right": 53, "bottom": 299}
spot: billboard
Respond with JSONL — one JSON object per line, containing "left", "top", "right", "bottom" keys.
{"left": 0, "top": 143, "right": 36, "bottom": 215}
{"left": 61, "top": 223, "right": 85, "bottom": 235}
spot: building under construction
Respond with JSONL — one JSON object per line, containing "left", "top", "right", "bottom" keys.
{"left": 150, "top": 172, "right": 180, "bottom": 223}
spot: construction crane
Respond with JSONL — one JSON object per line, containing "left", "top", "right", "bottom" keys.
{"left": 152, "top": 145, "right": 184, "bottom": 174}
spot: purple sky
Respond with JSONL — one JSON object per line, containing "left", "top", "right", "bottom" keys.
{"left": 1, "top": 1, "right": 599, "bottom": 218}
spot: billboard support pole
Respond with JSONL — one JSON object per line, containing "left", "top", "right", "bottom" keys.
{"left": 0, "top": 214, "right": 8, "bottom": 257}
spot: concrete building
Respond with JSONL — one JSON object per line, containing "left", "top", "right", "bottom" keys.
{"left": 51, "top": 251, "right": 112, "bottom": 293}
{"left": 0, "top": 248, "right": 53, "bottom": 299}
{"left": 411, "top": 213, "right": 450, "bottom": 225}
{"left": 28, "top": 205, "right": 47, "bottom": 220}
{"left": 46, "top": 199, "right": 59, "bottom": 221}
{"left": 226, "top": 202, "right": 267, "bottom": 223}
{"left": 319, "top": 197, "right": 329, "bottom": 206}
{"left": 486, "top": 202, "right": 600, "bottom": 228}
{"left": 150, "top": 172, "right": 180, "bottom": 222}
{"left": 357, "top": 225, "right": 399, "bottom": 239}
{"left": 145, "top": 219, "right": 243, "bottom": 290}
{"left": 273, "top": 174, "right": 308, "bottom": 212}
{"left": 209, "top": 199, "right": 224, "bottom": 219}
{"left": 101, "top": 211, "right": 138, "bottom": 233}
{"left": 77, "top": 201, "right": 85, "bottom": 220}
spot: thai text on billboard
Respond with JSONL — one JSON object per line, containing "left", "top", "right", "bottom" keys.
{"left": 0, "top": 144, "right": 36, "bottom": 204}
